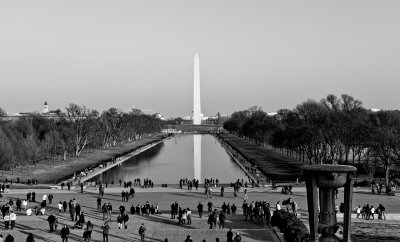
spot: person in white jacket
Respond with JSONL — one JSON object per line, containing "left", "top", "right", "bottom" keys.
{"left": 22, "top": 200, "right": 28, "bottom": 210}
{"left": 276, "top": 201, "right": 281, "bottom": 211}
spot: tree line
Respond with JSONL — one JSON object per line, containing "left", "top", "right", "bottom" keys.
{"left": 223, "top": 94, "right": 400, "bottom": 186}
{"left": 0, "top": 104, "right": 163, "bottom": 173}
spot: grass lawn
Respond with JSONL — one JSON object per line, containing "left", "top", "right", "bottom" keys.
{"left": 0, "top": 134, "right": 170, "bottom": 184}
{"left": 217, "top": 133, "right": 303, "bottom": 182}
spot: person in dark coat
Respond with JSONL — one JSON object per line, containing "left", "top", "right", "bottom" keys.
{"left": 86, "top": 220, "right": 93, "bottom": 240}
{"left": 48, "top": 194, "right": 54, "bottom": 205}
{"left": 135, "top": 204, "right": 140, "bottom": 215}
{"left": 97, "top": 197, "right": 102, "bottom": 210}
{"left": 197, "top": 202, "right": 204, "bottom": 218}
{"left": 219, "top": 211, "right": 226, "bottom": 229}
{"left": 101, "top": 222, "right": 110, "bottom": 242}
{"left": 75, "top": 203, "right": 81, "bottom": 221}
{"left": 130, "top": 205, "right": 135, "bottom": 214}
{"left": 83, "top": 229, "right": 89, "bottom": 242}
{"left": 5, "top": 234, "right": 14, "bottom": 242}
{"left": 47, "top": 213, "right": 56, "bottom": 233}
{"left": 227, "top": 228, "right": 234, "bottom": 242}
{"left": 139, "top": 223, "right": 146, "bottom": 242}
{"left": 123, "top": 211, "right": 129, "bottom": 229}
{"left": 62, "top": 201, "right": 67, "bottom": 213}
{"left": 119, "top": 204, "right": 125, "bottom": 215}
{"left": 26, "top": 233, "right": 35, "bottom": 242}
{"left": 60, "top": 225, "right": 70, "bottom": 242}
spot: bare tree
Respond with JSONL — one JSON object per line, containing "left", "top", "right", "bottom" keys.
{"left": 0, "top": 127, "right": 14, "bottom": 174}
{"left": 65, "top": 103, "right": 99, "bottom": 157}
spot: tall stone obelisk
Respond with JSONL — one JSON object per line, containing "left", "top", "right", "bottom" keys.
{"left": 193, "top": 52, "right": 201, "bottom": 125}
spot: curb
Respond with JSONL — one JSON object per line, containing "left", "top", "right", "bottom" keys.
{"left": 272, "top": 226, "right": 286, "bottom": 242}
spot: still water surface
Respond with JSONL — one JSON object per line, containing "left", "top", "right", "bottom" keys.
{"left": 95, "top": 134, "right": 247, "bottom": 184}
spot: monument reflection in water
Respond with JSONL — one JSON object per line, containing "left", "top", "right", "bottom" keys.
{"left": 94, "top": 135, "right": 246, "bottom": 184}
{"left": 193, "top": 134, "right": 201, "bottom": 181}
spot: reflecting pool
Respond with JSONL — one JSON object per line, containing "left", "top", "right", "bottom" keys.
{"left": 94, "top": 134, "right": 247, "bottom": 184}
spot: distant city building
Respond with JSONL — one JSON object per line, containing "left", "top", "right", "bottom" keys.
{"left": 3, "top": 101, "right": 62, "bottom": 121}
{"left": 161, "top": 128, "right": 182, "bottom": 134}
{"left": 155, "top": 113, "right": 166, "bottom": 121}
{"left": 371, "top": 108, "right": 381, "bottom": 112}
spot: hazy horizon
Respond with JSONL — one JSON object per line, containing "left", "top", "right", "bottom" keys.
{"left": 1, "top": 1, "right": 400, "bottom": 117}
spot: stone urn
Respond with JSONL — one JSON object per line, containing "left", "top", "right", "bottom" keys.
{"left": 303, "top": 165, "right": 357, "bottom": 242}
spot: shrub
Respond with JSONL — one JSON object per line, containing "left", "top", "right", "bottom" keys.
{"left": 271, "top": 210, "right": 310, "bottom": 242}
{"left": 353, "top": 179, "right": 370, "bottom": 187}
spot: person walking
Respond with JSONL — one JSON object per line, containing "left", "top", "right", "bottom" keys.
{"left": 101, "top": 222, "right": 110, "bottom": 242}
{"left": 75, "top": 203, "right": 81, "bottom": 221}
{"left": 275, "top": 201, "right": 281, "bottom": 211}
{"left": 123, "top": 211, "right": 129, "bottom": 229}
{"left": 219, "top": 211, "right": 226, "bottom": 229}
{"left": 117, "top": 214, "right": 123, "bottom": 229}
{"left": 16, "top": 199, "right": 21, "bottom": 212}
{"left": 83, "top": 229, "right": 89, "bottom": 242}
{"left": 227, "top": 228, "right": 234, "bottom": 242}
{"left": 97, "top": 197, "right": 102, "bottom": 210}
{"left": 22, "top": 199, "right": 28, "bottom": 211}
{"left": 356, "top": 205, "right": 361, "bottom": 218}
{"left": 292, "top": 201, "right": 298, "bottom": 216}
{"left": 107, "top": 203, "right": 112, "bottom": 221}
{"left": 378, "top": 204, "right": 386, "bottom": 220}
{"left": 9, "top": 212, "right": 16, "bottom": 230}
{"left": 58, "top": 202, "right": 63, "bottom": 214}
{"left": 197, "top": 202, "right": 203, "bottom": 218}
{"left": 47, "top": 213, "right": 56, "bottom": 233}
{"left": 139, "top": 223, "right": 146, "bottom": 242}
{"left": 187, "top": 208, "right": 192, "bottom": 225}
{"left": 54, "top": 216, "right": 59, "bottom": 232}
{"left": 4, "top": 212, "right": 10, "bottom": 230}
{"left": 207, "top": 201, "right": 213, "bottom": 215}
{"left": 42, "top": 194, "right": 47, "bottom": 207}
{"left": 62, "top": 201, "right": 67, "bottom": 213}
{"left": 60, "top": 225, "right": 70, "bottom": 242}
{"left": 86, "top": 220, "right": 93, "bottom": 241}
{"left": 48, "top": 193, "right": 53, "bottom": 205}
{"left": 26, "top": 233, "right": 35, "bottom": 242}
{"left": 370, "top": 206, "right": 375, "bottom": 220}
{"left": 102, "top": 203, "right": 107, "bottom": 220}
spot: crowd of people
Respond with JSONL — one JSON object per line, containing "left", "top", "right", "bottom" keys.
{"left": 275, "top": 197, "right": 298, "bottom": 216}
{"left": 1, "top": 174, "right": 394, "bottom": 242}
{"left": 179, "top": 178, "right": 200, "bottom": 190}
{"left": 355, "top": 203, "right": 386, "bottom": 220}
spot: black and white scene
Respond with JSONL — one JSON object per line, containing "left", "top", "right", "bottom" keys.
{"left": 1, "top": 1, "right": 400, "bottom": 241}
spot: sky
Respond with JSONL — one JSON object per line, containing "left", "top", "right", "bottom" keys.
{"left": 1, "top": 1, "right": 400, "bottom": 117}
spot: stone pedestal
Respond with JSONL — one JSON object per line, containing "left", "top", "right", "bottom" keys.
{"left": 303, "top": 165, "right": 357, "bottom": 242}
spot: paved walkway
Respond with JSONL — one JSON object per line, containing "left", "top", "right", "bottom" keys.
{"left": 2, "top": 184, "right": 400, "bottom": 241}
{"left": 0, "top": 187, "right": 280, "bottom": 242}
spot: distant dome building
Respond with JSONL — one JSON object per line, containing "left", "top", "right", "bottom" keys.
{"left": 43, "top": 101, "right": 49, "bottom": 114}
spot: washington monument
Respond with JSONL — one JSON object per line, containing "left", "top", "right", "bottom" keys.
{"left": 193, "top": 52, "right": 201, "bottom": 125}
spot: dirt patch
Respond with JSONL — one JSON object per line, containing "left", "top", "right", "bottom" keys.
{"left": 352, "top": 221, "right": 400, "bottom": 241}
